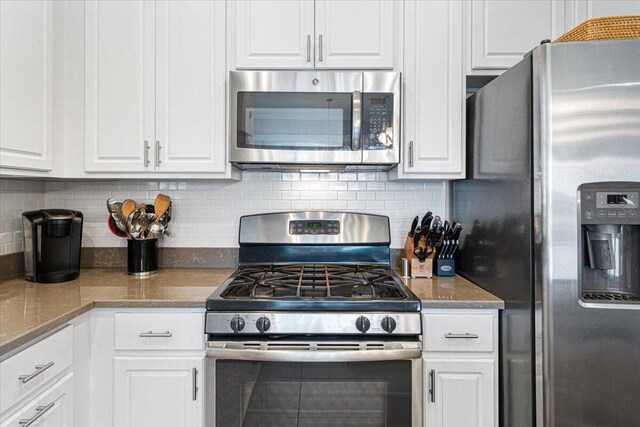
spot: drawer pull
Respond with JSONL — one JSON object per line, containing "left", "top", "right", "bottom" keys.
{"left": 18, "top": 361, "right": 55, "bottom": 383}
{"left": 445, "top": 332, "right": 479, "bottom": 339}
{"left": 19, "top": 402, "right": 55, "bottom": 426}
{"left": 139, "top": 331, "right": 173, "bottom": 338}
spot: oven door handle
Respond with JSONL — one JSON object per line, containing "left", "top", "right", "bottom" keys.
{"left": 351, "top": 90, "right": 362, "bottom": 151}
{"left": 206, "top": 345, "right": 421, "bottom": 363}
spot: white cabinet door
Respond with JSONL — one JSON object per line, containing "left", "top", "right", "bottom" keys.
{"left": 114, "top": 357, "right": 203, "bottom": 427}
{"left": 84, "top": 0, "right": 155, "bottom": 172}
{"left": 155, "top": 0, "right": 226, "bottom": 173}
{"left": 468, "top": 0, "right": 566, "bottom": 72}
{"left": 233, "top": 0, "right": 315, "bottom": 69}
{"left": 424, "top": 359, "right": 495, "bottom": 427}
{"left": 314, "top": 0, "right": 394, "bottom": 69}
{"left": 401, "top": 0, "right": 464, "bottom": 178}
{"left": 0, "top": 0, "right": 53, "bottom": 172}
{"left": 0, "top": 374, "right": 73, "bottom": 427}
{"left": 567, "top": 0, "right": 640, "bottom": 27}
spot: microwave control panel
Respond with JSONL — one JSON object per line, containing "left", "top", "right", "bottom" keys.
{"left": 580, "top": 186, "right": 639, "bottom": 225}
{"left": 289, "top": 220, "right": 340, "bottom": 235}
{"left": 362, "top": 93, "right": 394, "bottom": 149}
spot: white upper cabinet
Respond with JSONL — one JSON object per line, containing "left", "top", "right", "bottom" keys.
{"left": 155, "top": 0, "right": 226, "bottom": 173}
{"left": 391, "top": 0, "right": 464, "bottom": 179}
{"left": 84, "top": 0, "right": 155, "bottom": 173}
{"left": 466, "top": 0, "right": 566, "bottom": 73}
{"left": 314, "top": 0, "right": 394, "bottom": 69}
{"left": 233, "top": 0, "right": 315, "bottom": 69}
{"left": 84, "top": 0, "right": 227, "bottom": 175}
{"left": 231, "top": 0, "right": 396, "bottom": 69}
{"left": 0, "top": 0, "right": 53, "bottom": 172}
{"left": 566, "top": 0, "right": 640, "bottom": 27}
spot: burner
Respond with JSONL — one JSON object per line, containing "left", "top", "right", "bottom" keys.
{"left": 219, "top": 264, "right": 409, "bottom": 301}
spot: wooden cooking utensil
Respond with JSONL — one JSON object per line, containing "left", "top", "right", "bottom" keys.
{"left": 154, "top": 194, "right": 171, "bottom": 221}
{"left": 122, "top": 199, "right": 137, "bottom": 218}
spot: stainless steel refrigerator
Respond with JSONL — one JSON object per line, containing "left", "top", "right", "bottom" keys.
{"left": 454, "top": 39, "right": 640, "bottom": 426}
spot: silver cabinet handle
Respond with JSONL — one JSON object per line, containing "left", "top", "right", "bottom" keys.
{"left": 18, "top": 361, "right": 55, "bottom": 384}
{"left": 139, "top": 331, "right": 172, "bottom": 338}
{"left": 445, "top": 332, "right": 480, "bottom": 339}
{"left": 144, "top": 140, "right": 150, "bottom": 167}
{"left": 318, "top": 34, "right": 323, "bottom": 62}
{"left": 155, "top": 140, "right": 162, "bottom": 168}
{"left": 192, "top": 367, "right": 198, "bottom": 401}
{"left": 19, "top": 402, "right": 55, "bottom": 426}
{"left": 351, "top": 90, "right": 362, "bottom": 151}
{"left": 306, "top": 35, "right": 311, "bottom": 62}
{"left": 408, "top": 141, "right": 414, "bottom": 167}
{"left": 429, "top": 369, "right": 435, "bottom": 403}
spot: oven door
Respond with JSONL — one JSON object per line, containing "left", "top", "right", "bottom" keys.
{"left": 230, "top": 71, "right": 364, "bottom": 165}
{"left": 206, "top": 340, "right": 422, "bottom": 427}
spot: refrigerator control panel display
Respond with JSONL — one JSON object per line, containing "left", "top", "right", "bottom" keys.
{"left": 596, "top": 192, "right": 638, "bottom": 209}
{"left": 580, "top": 188, "right": 640, "bottom": 225}
{"left": 289, "top": 220, "right": 340, "bottom": 235}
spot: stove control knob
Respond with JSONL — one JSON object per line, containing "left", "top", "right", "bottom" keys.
{"left": 381, "top": 316, "right": 397, "bottom": 333}
{"left": 230, "top": 315, "right": 245, "bottom": 333}
{"left": 256, "top": 316, "right": 271, "bottom": 333}
{"left": 355, "top": 316, "right": 371, "bottom": 333}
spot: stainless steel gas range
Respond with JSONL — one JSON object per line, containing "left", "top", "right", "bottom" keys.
{"left": 205, "top": 212, "right": 422, "bottom": 427}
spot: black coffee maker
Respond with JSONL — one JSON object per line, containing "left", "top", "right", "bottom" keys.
{"left": 22, "top": 209, "right": 83, "bottom": 283}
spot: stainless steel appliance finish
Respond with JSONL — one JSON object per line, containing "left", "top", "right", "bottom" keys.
{"left": 205, "top": 211, "right": 422, "bottom": 426}
{"left": 205, "top": 312, "right": 421, "bottom": 336}
{"left": 229, "top": 71, "right": 400, "bottom": 170}
{"left": 207, "top": 340, "right": 422, "bottom": 363}
{"left": 454, "top": 39, "right": 640, "bottom": 426}
{"left": 238, "top": 211, "right": 390, "bottom": 246}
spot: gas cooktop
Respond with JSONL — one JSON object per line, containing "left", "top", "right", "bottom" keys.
{"left": 206, "top": 212, "right": 421, "bottom": 337}
{"left": 207, "top": 263, "right": 420, "bottom": 312}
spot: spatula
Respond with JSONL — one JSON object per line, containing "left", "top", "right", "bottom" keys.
{"left": 154, "top": 194, "right": 171, "bottom": 222}
{"left": 122, "top": 199, "right": 137, "bottom": 218}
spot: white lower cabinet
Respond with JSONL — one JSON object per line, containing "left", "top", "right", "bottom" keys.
{"left": 113, "top": 356, "right": 203, "bottom": 427}
{"left": 424, "top": 359, "right": 495, "bottom": 427}
{"left": 0, "top": 374, "right": 73, "bottom": 427}
{"left": 423, "top": 310, "right": 498, "bottom": 427}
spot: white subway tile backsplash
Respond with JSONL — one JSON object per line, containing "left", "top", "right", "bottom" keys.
{"left": 0, "top": 180, "right": 45, "bottom": 255}
{"left": 0, "top": 172, "right": 445, "bottom": 254}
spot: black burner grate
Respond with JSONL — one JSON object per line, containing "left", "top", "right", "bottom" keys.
{"left": 220, "top": 264, "right": 408, "bottom": 301}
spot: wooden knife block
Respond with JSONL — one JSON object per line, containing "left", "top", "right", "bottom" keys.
{"left": 404, "top": 235, "right": 433, "bottom": 278}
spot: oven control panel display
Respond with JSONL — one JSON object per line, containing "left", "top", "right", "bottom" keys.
{"left": 289, "top": 220, "right": 340, "bottom": 235}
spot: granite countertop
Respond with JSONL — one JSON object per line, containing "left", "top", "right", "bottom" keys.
{"left": 0, "top": 268, "right": 502, "bottom": 356}
{"left": 0, "top": 268, "right": 234, "bottom": 356}
{"left": 399, "top": 274, "right": 504, "bottom": 310}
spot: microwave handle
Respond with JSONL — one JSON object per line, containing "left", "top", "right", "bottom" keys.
{"left": 351, "top": 90, "right": 362, "bottom": 151}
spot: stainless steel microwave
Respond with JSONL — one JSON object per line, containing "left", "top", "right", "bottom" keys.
{"left": 229, "top": 71, "right": 400, "bottom": 171}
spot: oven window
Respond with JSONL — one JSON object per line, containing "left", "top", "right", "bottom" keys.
{"left": 215, "top": 360, "right": 412, "bottom": 427}
{"left": 237, "top": 92, "right": 354, "bottom": 150}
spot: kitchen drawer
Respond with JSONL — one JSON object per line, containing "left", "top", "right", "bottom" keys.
{"left": 423, "top": 313, "right": 494, "bottom": 353}
{"left": 0, "top": 373, "right": 73, "bottom": 427}
{"left": 114, "top": 312, "right": 204, "bottom": 351}
{"left": 0, "top": 326, "right": 73, "bottom": 414}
